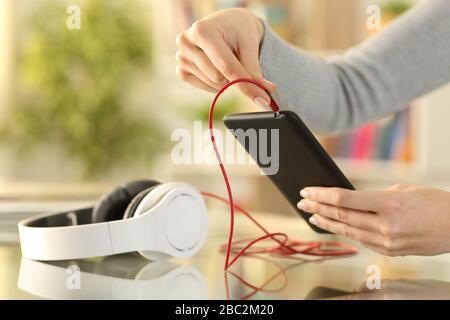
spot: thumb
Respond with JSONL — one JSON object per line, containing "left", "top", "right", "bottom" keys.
{"left": 238, "top": 36, "right": 276, "bottom": 109}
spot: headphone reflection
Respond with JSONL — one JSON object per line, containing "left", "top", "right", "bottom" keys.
{"left": 18, "top": 254, "right": 207, "bottom": 300}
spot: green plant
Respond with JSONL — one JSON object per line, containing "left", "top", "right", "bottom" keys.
{"left": 1, "top": 0, "right": 164, "bottom": 178}
{"left": 381, "top": 0, "right": 412, "bottom": 16}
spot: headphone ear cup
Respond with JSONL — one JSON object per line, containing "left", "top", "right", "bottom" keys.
{"left": 92, "top": 180, "right": 160, "bottom": 223}
{"left": 125, "top": 182, "right": 185, "bottom": 220}
{"left": 123, "top": 186, "right": 159, "bottom": 220}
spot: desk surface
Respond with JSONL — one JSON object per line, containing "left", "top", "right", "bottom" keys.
{"left": 2, "top": 211, "right": 450, "bottom": 300}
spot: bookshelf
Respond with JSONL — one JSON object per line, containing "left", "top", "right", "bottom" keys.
{"left": 318, "top": 102, "right": 420, "bottom": 182}
{"left": 319, "top": 84, "right": 450, "bottom": 185}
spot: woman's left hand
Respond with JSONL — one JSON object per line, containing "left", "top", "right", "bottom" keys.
{"left": 297, "top": 184, "right": 450, "bottom": 256}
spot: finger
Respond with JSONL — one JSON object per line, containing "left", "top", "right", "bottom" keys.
{"left": 300, "top": 187, "right": 383, "bottom": 212}
{"left": 298, "top": 199, "right": 380, "bottom": 232}
{"left": 176, "top": 51, "right": 222, "bottom": 90}
{"left": 238, "top": 34, "right": 276, "bottom": 93}
{"left": 176, "top": 67, "right": 217, "bottom": 93}
{"left": 309, "top": 214, "right": 385, "bottom": 248}
{"left": 192, "top": 31, "right": 272, "bottom": 106}
{"left": 360, "top": 242, "right": 390, "bottom": 256}
{"left": 177, "top": 35, "right": 227, "bottom": 88}
{"left": 316, "top": 215, "right": 409, "bottom": 256}
{"left": 360, "top": 242, "right": 404, "bottom": 257}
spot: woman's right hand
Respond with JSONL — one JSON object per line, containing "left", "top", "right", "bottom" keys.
{"left": 175, "top": 8, "right": 276, "bottom": 109}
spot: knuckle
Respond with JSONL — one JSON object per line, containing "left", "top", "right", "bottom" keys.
{"left": 382, "top": 199, "right": 402, "bottom": 214}
{"left": 379, "top": 221, "right": 399, "bottom": 238}
{"left": 191, "top": 20, "right": 211, "bottom": 40}
{"left": 332, "top": 189, "right": 346, "bottom": 205}
{"left": 239, "top": 84, "right": 257, "bottom": 97}
{"left": 239, "top": 86, "right": 251, "bottom": 96}
{"left": 176, "top": 31, "right": 188, "bottom": 47}
{"left": 175, "top": 50, "right": 186, "bottom": 64}
{"left": 382, "top": 237, "right": 399, "bottom": 255}
{"left": 245, "top": 62, "right": 262, "bottom": 76}
{"left": 310, "top": 201, "right": 320, "bottom": 212}
{"left": 211, "top": 71, "right": 225, "bottom": 84}
{"left": 335, "top": 207, "right": 347, "bottom": 221}
{"left": 217, "top": 60, "right": 235, "bottom": 78}
{"left": 389, "top": 222, "right": 401, "bottom": 238}
{"left": 176, "top": 66, "right": 189, "bottom": 81}
{"left": 342, "top": 224, "right": 351, "bottom": 238}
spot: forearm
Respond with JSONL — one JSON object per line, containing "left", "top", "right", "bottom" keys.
{"left": 259, "top": 0, "right": 450, "bottom": 133}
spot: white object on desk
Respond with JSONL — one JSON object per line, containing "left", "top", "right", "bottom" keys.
{"left": 18, "top": 183, "right": 208, "bottom": 261}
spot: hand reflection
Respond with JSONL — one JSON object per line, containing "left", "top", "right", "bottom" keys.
{"left": 316, "top": 279, "right": 450, "bottom": 300}
{"left": 18, "top": 254, "right": 207, "bottom": 300}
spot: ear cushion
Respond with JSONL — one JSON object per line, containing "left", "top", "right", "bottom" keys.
{"left": 92, "top": 180, "right": 161, "bottom": 223}
{"left": 123, "top": 182, "right": 185, "bottom": 220}
{"left": 122, "top": 186, "right": 158, "bottom": 220}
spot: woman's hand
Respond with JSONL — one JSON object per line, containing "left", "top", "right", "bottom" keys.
{"left": 297, "top": 184, "right": 450, "bottom": 256}
{"left": 175, "top": 8, "right": 276, "bottom": 108}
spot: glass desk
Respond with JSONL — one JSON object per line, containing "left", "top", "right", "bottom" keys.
{"left": 1, "top": 211, "right": 450, "bottom": 300}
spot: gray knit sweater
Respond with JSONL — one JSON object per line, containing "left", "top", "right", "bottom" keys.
{"left": 259, "top": 0, "right": 450, "bottom": 133}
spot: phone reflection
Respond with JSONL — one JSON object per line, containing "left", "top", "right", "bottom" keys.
{"left": 314, "top": 279, "right": 450, "bottom": 300}
{"left": 18, "top": 254, "right": 207, "bottom": 300}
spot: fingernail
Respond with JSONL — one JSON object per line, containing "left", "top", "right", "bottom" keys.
{"left": 297, "top": 200, "right": 308, "bottom": 211}
{"left": 300, "top": 189, "right": 310, "bottom": 198}
{"left": 254, "top": 97, "right": 270, "bottom": 109}
{"left": 309, "top": 216, "right": 319, "bottom": 225}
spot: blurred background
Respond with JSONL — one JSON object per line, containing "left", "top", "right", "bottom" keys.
{"left": 1, "top": 0, "right": 450, "bottom": 239}
{"left": 3, "top": 0, "right": 450, "bottom": 300}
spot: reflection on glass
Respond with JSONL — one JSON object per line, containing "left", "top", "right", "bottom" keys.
{"left": 225, "top": 255, "right": 342, "bottom": 300}
{"left": 18, "top": 254, "right": 207, "bottom": 300}
{"left": 306, "top": 279, "right": 450, "bottom": 300}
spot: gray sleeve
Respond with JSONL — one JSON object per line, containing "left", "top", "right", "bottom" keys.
{"left": 259, "top": 0, "right": 450, "bottom": 133}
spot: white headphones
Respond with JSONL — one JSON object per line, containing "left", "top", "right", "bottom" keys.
{"left": 18, "top": 180, "right": 208, "bottom": 261}
{"left": 18, "top": 256, "right": 207, "bottom": 300}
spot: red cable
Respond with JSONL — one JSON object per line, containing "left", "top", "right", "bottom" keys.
{"left": 226, "top": 254, "right": 345, "bottom": 300}
{"left": 205, "top": 78, "right": 357, "bottom": 271}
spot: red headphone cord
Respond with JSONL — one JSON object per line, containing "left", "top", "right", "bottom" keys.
{"left": 204, "top": 78, "right": 357, "bottom": 271}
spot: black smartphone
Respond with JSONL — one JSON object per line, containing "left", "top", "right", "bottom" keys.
{"left": 223, "top": 110, "right": 354, "bottom": 233}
